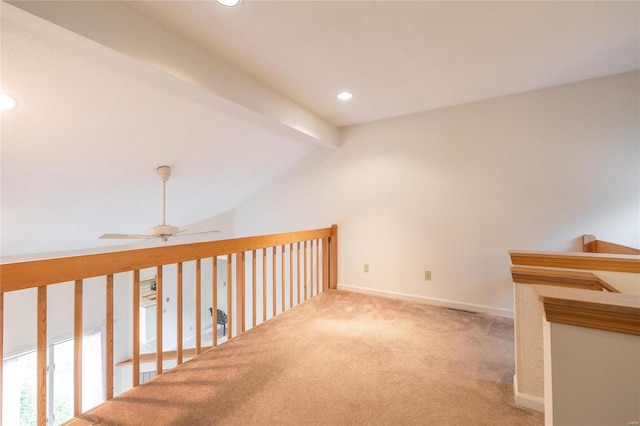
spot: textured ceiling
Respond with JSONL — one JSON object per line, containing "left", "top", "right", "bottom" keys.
{"left": 132, "top": 1, "right": 640, "bottom": 126}
{"left": 1, "top": 0, "right": 638, "bottom": 259}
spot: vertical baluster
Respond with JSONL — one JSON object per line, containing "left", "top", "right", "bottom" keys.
{"left": 297, "top": 242, "right": 301, "bottom": 304}
{"left": 237, "top": 251, "right": 246, "bottom": 333}
{"left": 304, "top": 241, "right": 308, "bottom": 301}
{"left": 252, "top": 249, "right": 257, "bottom": 328}
{"left": 227, "top": 254, "right": 233, "bottom": 339}
{"left": 310, "top": 240, "right": 315, "bottom": 297}
{"left": 196, "top": 259, "right": 202, "bottom": 356}
{"left": 156, "top": 267, "right": 163, "bottom": 377}
{"left": 281, "top": 245, "right": 285, "bottom": 313}
{"left": 177, "top": 263, "right": 183, "bottom": 365}
{"left": 212, "top": 257, "right": 218, "bottom": 347}
{"left": 316, "top": 239, "right": 320, "bottom": 294}
{"left": 272, "top": 246, "right": 276, "bottom": 317}
{"left": 132, "top": 270, "right": 140, "bottom": 387}
{"left": 37, "top": 286, "right": 46, "bottom": 426}
{"left": 106, "top": 275, "right": 114, "bottom": 400}
{"left": 289, "top": 243, "right": 294, "bottom": 307}
{"left": 262, "top": 248, "right": 267, "bottom": 322}
{"left": 74, "top": 279, "right": 83, "bottom": 416}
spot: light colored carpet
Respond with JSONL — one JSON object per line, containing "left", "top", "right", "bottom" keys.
{"left": 70, "top": 290, "right": 543, "bottom": 425}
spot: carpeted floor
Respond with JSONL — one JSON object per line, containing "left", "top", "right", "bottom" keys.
{"left": 70, "top": 290, "right": 543, "bottom": 425}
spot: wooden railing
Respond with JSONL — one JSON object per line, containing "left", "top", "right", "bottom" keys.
{"left": 0, "top": 225, "right": 338, "bottom": 426}
{"left": 509, "top": 248, "right": 640, "bottom": 412}
{"left": 510, "top": 265, "right": 619, "bottom": 293}
{"left": 582, "top": 234, "right": 640, "bottom": 255}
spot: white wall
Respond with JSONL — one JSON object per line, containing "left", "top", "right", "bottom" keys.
{"left": 544, "top": 322, "right": 640, "bottom": 426}
{"left": 235, "top": 71, "right": 640, "bottom": 314}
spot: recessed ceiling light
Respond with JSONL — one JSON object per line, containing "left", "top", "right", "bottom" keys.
{"left": 337, "top": 91, "right": 354, "bottom": 101}
{"left": 216, "top": 0, "right": 240, "bottom": 6}
{"left": 0, "top": 90, "right": 17, "bottom": 111}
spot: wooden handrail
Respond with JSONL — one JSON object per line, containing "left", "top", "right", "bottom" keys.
{"left": 509, "top": 250, "right": 640, "bottom": 273}
{"left": 582, "top": 234, "right": 640, "bottom": 255}
{"left": 0, "top": 228, "right": 333, "bottom": 293}
{"left": 510, "top": 266, "right": 619, "bottom": 293}
{"left": 0, "top": 226, "right": 337, "bottom": 426}
{"left": 536, "top": 285, "right": 640, "bottom": 336}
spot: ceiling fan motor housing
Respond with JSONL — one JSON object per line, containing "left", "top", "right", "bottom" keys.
{"left": 149, "top": 224, "right": 179, "bottom": 236}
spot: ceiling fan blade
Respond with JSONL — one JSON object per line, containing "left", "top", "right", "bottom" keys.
{"left": 174, "top": 229, "right": 221, "bottom": 237}
{"left": 99, "top": 233, "right": 159, "bottom": 240}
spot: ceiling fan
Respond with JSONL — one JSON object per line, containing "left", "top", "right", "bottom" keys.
{"left": 99, "top": 166, "right": 220, "bottom": 242}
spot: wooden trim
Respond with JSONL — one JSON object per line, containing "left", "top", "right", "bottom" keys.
{"left": 509, "top": 250, "right": 640, "bottom": 273}
{"left": 195, "top": 259, "right": 202, "bottom": 356}
{"left": 227, "top": 254, "right": 233, "bottom": 339}
{"left": 536, "top": 285, "right": 640, "bottom": 336}
{"left": 177, "top": 263, "right": 183, "bottom": 365}
{"left": 155, "top": 266, "right": 163, "bottom": 376}
{"left": 237, "top": 251, "right": 245, "bottom": 334}
{"left": 272, "top": 246, "right": 276, "bottom": 317}
{"left": 329, "top": 224, "right": 338, "bottom": 289}
{"left": 0, "top": 228, "right": 332, "bottom": 293}
{"left": 116, "top": 346, "right": 213, "bottom": 366}
{"left": 106, "top": 274, "right": 114, "bottom": 400}
{"left": 252, "top": 250, "right": 257, "bottom": 327}
{"left": 510, "top": 266, "right": 620, "bottom": 293}
{"left": 262, "top": 248, "right": 267, "bottom": 322}
{"left": 74, "top": 279, "right": 83, "bottom": 416}
{"left": 132, "top": 270, "right": 140, "bottom": 387}
{"left": 37, "top": 286, "right": 47, "bottom": 426}
{"left": 212, "top": 257, "right": 218, "bottom": 347}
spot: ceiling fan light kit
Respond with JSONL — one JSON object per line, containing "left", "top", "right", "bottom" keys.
{"left": 99, "top": 166, "right": 219, "bottom": 242}
{"left": 149, "top": 225, "right": 180, "bottom": 240}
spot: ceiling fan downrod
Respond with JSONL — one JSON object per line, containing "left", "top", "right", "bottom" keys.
{"left": 149, "top": 166, "right": 178, "bottom": 239}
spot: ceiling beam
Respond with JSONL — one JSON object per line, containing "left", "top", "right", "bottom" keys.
{"left": 5, "top": 1, "right": 340, "bottom": 149}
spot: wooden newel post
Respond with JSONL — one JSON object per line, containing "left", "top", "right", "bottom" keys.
{"left": 329, "top": 224, "right": 338, "bottom": 290}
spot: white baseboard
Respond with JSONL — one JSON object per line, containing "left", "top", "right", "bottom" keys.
{"left": 513, "top": 374, "right": 545, "bottom": 412}
{"left": 337, "top": 284, "right": 514, "bottom": 319}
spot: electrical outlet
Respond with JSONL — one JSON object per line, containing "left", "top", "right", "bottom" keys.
{"left": 364, "top": 264, "right": 369, "bottom": 273}
{"left": 424, "top": 270, "right": 432, "bottom": 281}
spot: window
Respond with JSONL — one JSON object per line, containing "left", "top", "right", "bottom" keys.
{"left": 3, "top": 329, "right": 104, "bottom": 425}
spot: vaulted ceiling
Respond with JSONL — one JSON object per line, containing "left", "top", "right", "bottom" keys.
{"left": 1, "top": 0, "right": 638, "bottom": 259}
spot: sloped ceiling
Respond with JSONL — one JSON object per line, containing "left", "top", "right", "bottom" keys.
{"left": 1, "top": 0, "right": 638, "bottom": 259}
{"left": 132, "top": 1, "right": 640, "bottom": 126}
{"left": 0, "top": 4, "right": 317, "bottom": 258}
